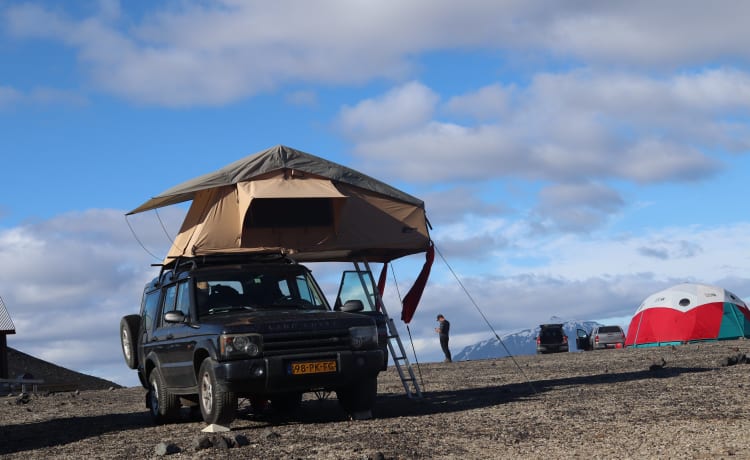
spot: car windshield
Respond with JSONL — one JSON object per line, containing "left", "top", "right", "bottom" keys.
{"left": 541, "top": 328, "right": 563, "bottom": 338}
{"left": 195, "top": 269, "right": 328, "bottom": 317}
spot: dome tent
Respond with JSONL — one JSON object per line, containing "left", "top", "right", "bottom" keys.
{"left": 625, "top": 283, "right": 750, "bottom": 348}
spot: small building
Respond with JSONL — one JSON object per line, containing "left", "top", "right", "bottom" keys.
{"left": 0, "top": 296, "right": 16, "bottom": 379}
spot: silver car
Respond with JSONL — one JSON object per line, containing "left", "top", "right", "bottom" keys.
{"left": 589, "top": 325, "right": 625, "bottom": 349}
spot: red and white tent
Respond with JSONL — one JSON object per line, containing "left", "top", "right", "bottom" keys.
{"left": 625, "top": 283, "right": 750, "bottom": 348}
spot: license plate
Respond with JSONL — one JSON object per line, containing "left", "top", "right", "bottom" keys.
{"left": 289, "top": 360, "right": 337, "bottom": 375}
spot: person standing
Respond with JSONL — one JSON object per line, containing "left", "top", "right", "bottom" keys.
{"left": 435, "top": 314, "right": 452, "bottom": 362}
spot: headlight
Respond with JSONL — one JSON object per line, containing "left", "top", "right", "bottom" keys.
{"left": 220, "top": 333, "right": 263, "bottom": 359}
{"left": 349, "top": 325, "right": 378, "bottom": 349}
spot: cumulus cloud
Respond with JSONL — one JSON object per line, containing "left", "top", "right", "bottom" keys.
{"left": 6, "top": 2, "right": 750, "bottom": 106}
{"left": 638, "top": 240, "right": 703, "bottom": 260}
{"left": 0, "top": 208, "right": 184, "bottom": 386}
{"left": 338, "top": 81, "right": 438, "bottom": 139}
{"left": 343, "top": 70, "right": 735, "bottom": 187}
{"left": 422, "top": 186, "right": 510, "bottom": 225}
{"left": 444, "top": 84, "right": 512, "bottom": 121}
{"left": 530, "top": 182, "right": 625, "bottom": 233}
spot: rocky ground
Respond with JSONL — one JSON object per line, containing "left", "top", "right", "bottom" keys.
{"left": 2, "top": 340, "right": 750, "bottom": 459}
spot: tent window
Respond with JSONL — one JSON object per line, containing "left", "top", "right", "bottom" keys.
{"left": 679, "top": 298, "right": 690, "bottom": 307}
{"left": 246, "top": 198, "right": 334, "bottom": 228}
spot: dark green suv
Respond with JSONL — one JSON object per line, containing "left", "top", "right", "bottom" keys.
{"left": 119, "top": 255, "right": 387, "bottom": 426}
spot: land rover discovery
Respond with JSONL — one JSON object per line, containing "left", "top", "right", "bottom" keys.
{"left": 119, "top": 255, "right": 387, "bottom": 425}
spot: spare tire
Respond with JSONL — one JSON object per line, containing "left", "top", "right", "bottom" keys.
{"left": 120, "top": 315, "right": 141, "bottom": 369}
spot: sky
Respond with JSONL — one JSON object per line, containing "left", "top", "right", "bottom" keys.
{"left": 2, "top": 0, "right": 750, "bottom": 388}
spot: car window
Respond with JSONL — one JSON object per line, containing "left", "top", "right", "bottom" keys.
{"left": 599, "top": 326, "right": 622, "bottom": 333}
{"left": 160, "top": 284, "right": 178, "bottom": 326}
{"left": 541, "top": 328, "right": 562, "bottom": 338}
{"left": 142, "top": 290, "right": 160, "bottom": 333}
{"left": 195, "top": 270, "right": 327, "bottom": 312}
{"left": 175, "top": 281, "right": 191, "bottom": 316}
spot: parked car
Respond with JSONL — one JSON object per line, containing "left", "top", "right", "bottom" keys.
{"left": 119, "top": 254, "right": 388, "bottom": 425}
{"left": 576, "top": 325, "right": 625, "bottom": 351}
{"left": 536, "top": 324, "right": 569, "bottom": 354}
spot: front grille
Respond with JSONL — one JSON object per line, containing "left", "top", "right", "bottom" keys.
{"left": 262, "top": 329, "right": 351, "bottom": 356}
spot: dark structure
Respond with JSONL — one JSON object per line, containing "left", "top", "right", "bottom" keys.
{"left": 0, "top": 296, "right": 16, "bottom": 379}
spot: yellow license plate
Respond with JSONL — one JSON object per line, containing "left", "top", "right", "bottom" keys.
{"left": 289, "top": 360, "right": 337, "bottom": 375}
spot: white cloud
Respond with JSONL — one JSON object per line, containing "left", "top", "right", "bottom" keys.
{"left": 284, "top": 90, "right": 318, "bottom": 107}
{"left": 0, "top": 208, "right": 183, "bottom": 387}
{"left": 444, "top": 84, "right": 512, "bottom": 121}
{"left": 0, "top": 85, "right": 22, "bottom": 108}
{"left": 342, "top": 68, "right": 744, "bottom": 195}
{"left": 338, "top": 81, "right": 438, "bottom": 139}
{"left": 530, "top": 182, "right": 625, "bottom": 233}
{"left": 8, "top": 2, "right": 750, "bottom": 106}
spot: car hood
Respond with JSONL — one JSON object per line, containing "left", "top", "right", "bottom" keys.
{"left": 198, "top": 309, "right": 375, "bottom": 334}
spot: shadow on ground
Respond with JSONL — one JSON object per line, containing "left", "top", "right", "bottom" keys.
{"left": 374, "top": 366, "right": 713, "bottom": 419}
{"left": 0, "top": 365, "right": 713, "bottom": 454}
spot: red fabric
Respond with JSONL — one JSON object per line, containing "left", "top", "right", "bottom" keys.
{"left": 377, "top": 263, "right": 388, "bottom": 297}
{"left": 401, "top": 242, "right": 434, "bottom": 324}
{"left": 625, "top": 303, "right": 723, "bottom": 346}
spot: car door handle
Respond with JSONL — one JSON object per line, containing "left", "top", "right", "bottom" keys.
{"left": 166, "top": 334, "right": 174, "bottom": 340}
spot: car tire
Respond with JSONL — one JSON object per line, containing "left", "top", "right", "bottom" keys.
{"left": 336, "top": 376, "right": 377, "bottom": 417}
{"left": 148, "top": 367, "right": 180, "bottom": 424}
{"left": 198, "top": 358, "right": 237, "bottom": 426}
{"left": 119, "top": 315, "right": 140, "bottom": 370}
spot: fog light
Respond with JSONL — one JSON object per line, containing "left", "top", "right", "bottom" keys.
{"left": 252, "top": 366, "right": 265, "bottom": 378}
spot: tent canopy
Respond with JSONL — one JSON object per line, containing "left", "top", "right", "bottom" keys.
{"left": 128, "top": 145, "right": 432, "bottom": 264}
{"left": 625, "top": 283, "right": 750, "bottom": 347}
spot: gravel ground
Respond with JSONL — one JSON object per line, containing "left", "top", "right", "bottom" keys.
{"left": 2, "top": 340, "right": 750, "bottom": 459}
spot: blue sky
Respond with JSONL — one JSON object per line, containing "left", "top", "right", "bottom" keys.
{"left": 2, "top": 1, "right": 750, "bottom": 387}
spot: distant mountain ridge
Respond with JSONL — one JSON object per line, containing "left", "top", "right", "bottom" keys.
{"left": 455, "top": 319, "right": 602, "bottom": 361}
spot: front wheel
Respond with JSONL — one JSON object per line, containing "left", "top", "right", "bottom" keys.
{"left": 336, "top": 376, "right": 377, "bottom": 418}
{"left": 198, "top": 358, "right": 237, "bottom": 426}
{"left": 148, "top": 367, "right": 180, "bottom": 424}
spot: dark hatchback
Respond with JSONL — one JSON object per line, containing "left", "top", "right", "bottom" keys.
{"left": 536, "top": 323, "right": 569, "bottom": 354}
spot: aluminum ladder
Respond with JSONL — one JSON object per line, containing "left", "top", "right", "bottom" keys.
{"left": 353, "top": 261, "right": 423, "bottom": 399}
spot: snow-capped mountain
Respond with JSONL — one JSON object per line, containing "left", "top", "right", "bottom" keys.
{"left": 454, "top": 319, "right": 602, "bottom": 361}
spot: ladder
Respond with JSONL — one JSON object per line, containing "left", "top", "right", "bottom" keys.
{"left": 352, "top": 261, "right": 423, "bottom": 399}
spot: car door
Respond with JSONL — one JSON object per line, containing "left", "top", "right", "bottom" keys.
{"left": 576, "top": 328, "right": 592, "bottom": 351}
{"left": 150, "top": 280, "right": 197, "bottom": 388}
{"left": 335, "top": 269, "right": 388, "bottom": 367}
{"left": 138, "top": 289, "right": 161, "bottom": 372}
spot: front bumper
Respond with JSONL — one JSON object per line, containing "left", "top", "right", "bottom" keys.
{"left": 214, "top": 349, "right": 384, "bottom": 394}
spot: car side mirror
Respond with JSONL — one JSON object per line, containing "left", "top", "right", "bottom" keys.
{"left": 164, "top": 311, "right": 187, "bottom": 323}
{"left": 341, "top": 300, "right": 364, "bottom": 313}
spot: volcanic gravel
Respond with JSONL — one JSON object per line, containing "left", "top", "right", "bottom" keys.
{"left": 2, "top": 340, "right": 750, "bottom": 459}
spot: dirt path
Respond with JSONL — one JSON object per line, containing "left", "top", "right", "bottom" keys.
{"left": 2, "top": 341, "right": 749, "bottom": 459}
